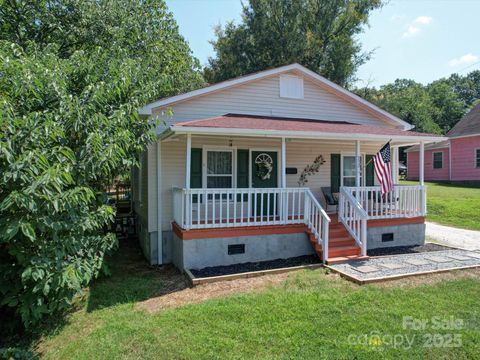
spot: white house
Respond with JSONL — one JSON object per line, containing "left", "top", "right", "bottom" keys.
{"left": 133, "top": 63, "right": 445, "bottom": 270}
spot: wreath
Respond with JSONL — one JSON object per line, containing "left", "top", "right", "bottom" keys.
{"left": 255, "top": 153, "right": 273, "bottom": 180}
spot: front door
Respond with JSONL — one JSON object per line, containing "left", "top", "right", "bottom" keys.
{"left": 251, "top": 151, "right": 278, "bottom": 217}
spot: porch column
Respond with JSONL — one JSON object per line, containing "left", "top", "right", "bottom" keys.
{"left": 281, "top": 137, "right": 287, "bottom": 224}
{"left": 392, "top": 146, "right": 399, "bottom": 184}
{"left": 185, "top": 133, "right": 191, "bottom": 188}
{"left": 419, "top": 141, "right": 426, "bottom": 215}
{"left": 355, "top": 140, "right": 361, "bottom": 188}
{"left": 281, "top": 137, "right": 286, "bottom": 188}
{"left": 156, "top": 139, "right": 163, "bottom": 265}
{"left": 419, "top": 141, "right": 424, "bottom": 185}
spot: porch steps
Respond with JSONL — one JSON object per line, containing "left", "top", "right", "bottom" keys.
{"left": 307, "top": 215, "right": 368, "bottom": 264}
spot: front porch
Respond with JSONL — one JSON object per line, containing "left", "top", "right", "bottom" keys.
{"left": 172, "top": 184, "right": 426, "bottom": 264}
{"left": 157, "top": 116, "right": 443, "bottom": 268}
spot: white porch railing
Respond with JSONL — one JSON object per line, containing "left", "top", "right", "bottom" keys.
{"left": 172, "top": 187, "right": 331, "bottom": 260}
{"left": 338, "top": 187, "right": 368, "bottom": 256}
{"left": 338, "top": 185, "right": 427, "bottom": 256}
{"left": 345, "top": 185, "right": 426, "bottom": 219}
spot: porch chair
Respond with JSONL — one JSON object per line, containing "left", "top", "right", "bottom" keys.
{"left": 321, "top": 187, "right": 338, "bottom": 213}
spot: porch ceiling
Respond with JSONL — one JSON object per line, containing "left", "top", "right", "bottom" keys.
{"left": 166, "top": 114, "right": 446, "bottom": 145}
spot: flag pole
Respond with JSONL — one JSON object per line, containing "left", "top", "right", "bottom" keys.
{"left": 364, "top": 139, "right": 392, "bottom": 168}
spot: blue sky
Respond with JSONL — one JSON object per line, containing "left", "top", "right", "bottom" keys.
{"left": 166, "top": 0, "right": 480, "bottom": 87}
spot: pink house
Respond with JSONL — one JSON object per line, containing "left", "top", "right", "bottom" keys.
{"left": 406, "top": 104, "right": 480, "bottom": 183}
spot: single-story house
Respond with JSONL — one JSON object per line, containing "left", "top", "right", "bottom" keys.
{"left": 406, "top": 103, "right": 480, "bottom": 183}
{"left": 134, "top": 63, "right": 445, "bottom": 270}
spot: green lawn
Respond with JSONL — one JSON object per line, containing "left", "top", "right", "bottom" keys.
{"left": 402, "top": 181, "right": 480, "bottom": 230}
{"left": 15, "top": 241, "right": 480, "bottom": 359}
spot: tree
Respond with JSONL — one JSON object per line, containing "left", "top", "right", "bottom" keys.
{"left": 427, "top": 81, "right": 465, "bottom": 133}
{"left": 360, "top": 79, "right": 442, "bottom": 134}
{"left": 356, "top": 70, "right": 480, "bottom": 135}
{"left": 204, "top": 0, "right": 383, "bottom": 86}
{"left": 0, "top": 0, "right": 204, "bottom": 326}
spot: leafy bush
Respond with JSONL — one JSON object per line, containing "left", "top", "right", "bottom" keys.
{"left": 0, "top": 347, "right": 38, "bottom": 360}
{"left": 0, "top": 0, "right": 204, "bottom": 326}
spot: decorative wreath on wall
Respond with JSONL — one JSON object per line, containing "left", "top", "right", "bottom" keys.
{"left": 255, "top": 153, "right": 273, "bottom": 180}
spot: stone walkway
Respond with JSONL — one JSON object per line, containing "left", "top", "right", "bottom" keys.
{"left": 328, "top": 249, "right": 480, "bottom": 283}
{"left": 426, "top": 222, "right": 480, "bottom": 250}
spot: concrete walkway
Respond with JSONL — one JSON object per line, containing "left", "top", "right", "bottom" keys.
{"left": 328, "top": 249, "right": 480, "bottom": 283}
{"left": 426, "top": 222, "right": 480, "bottom": 250}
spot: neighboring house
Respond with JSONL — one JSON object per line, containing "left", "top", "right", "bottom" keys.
{"left": 406, "top": 104, "right": 480, "bottom": 183}
{"left": 134, "top": 63, "right": 445, "bottom": 270}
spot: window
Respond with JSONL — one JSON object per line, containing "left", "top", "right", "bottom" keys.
{"left": 342, "top": 155, "right": 363, "bottom": 186}
{"left": 206, "top": 150, "right": 233, "bottom": 188}
{"left": 279, "top": 74, "right": 304, "bottom": 99}
{"left": 433, "top": 152, "right": 443, "bottom": 169}
{"left": 476, "top": 149, "right": 480, "bottom": 168}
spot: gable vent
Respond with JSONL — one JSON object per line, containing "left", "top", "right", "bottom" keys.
{"left": 279, "top": 74, "right": 304, "bottom": 99}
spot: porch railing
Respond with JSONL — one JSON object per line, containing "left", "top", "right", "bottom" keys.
{"left": 172, "top": 187, "right": 331, "bottom": 260}
{"left": 338, "top": 185, "right": 427, "bottom": 256}
{"left": 338, "top": 187, "right": 368, "bottom": 256}
{"left": 345, "top": 185, "right": 426, "bottom": 219}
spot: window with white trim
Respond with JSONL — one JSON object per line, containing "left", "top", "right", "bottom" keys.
{"left": 476, "top": 149, "right": 480, "bottom": 168}
{"left": 433, "top": 152, "right": 443, "bottom": 169}
{"left": 206, "top": 150, "right": 233, "bottom": 188}
{"left": 342, "top": 155, "right": 363, "bottom": 186}
{"left": 279, "top": 75, "right": 304, "bottom": 99}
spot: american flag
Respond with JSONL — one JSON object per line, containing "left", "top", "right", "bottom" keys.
{"left": 373, "top": 142, "right": 394, "bottom": 195}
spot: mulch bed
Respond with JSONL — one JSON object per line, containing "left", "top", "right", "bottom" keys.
{"left": 189, "top": 255, "right": 321, "bottom": 278}
{"left": 367, "top": 243, "right": 452, "bottom": 257}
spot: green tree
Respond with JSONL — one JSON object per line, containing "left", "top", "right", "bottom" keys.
{"left": 0, "top": 0, "right": 204, "bottom": 326}
{"left": 427, "top": 80, "right": 465, "bottom": 133}
{"left": 360, "top": 79, "right": 442, "bottom": 134}
{"left": 205, "top": 0, "right": 383, "bottom": 86}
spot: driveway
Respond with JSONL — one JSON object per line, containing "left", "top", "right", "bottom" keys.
{"left": 426, "top": 222, "right": 480, "bottom": 250}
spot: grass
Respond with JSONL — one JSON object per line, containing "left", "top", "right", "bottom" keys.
{"left": 401, "top": 181, "right": 480, "bottom": 230}
{"left": 14, "top": 240, "right": 480, "bottom": 359}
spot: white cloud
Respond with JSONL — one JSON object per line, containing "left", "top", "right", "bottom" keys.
{"left": 402, "top": 16, "right": 433, "bottom": 38}
{"left": 449, "top": 53, "right": 479, "bottom": 67}
{"left": 414, "top": 16, "right": 433, "bottom": 25}
{"left": 403, "top": 25, "right": 420, "bottom": 38}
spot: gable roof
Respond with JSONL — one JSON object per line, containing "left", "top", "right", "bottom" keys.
{"left": 447, "top": 103, "right": 480, "bottom": 138}
{"left": 170, "top": 114, "right": 444, "bottom": 143}
{"left": 139, "top": 63, "right": 413, "bottom": 130}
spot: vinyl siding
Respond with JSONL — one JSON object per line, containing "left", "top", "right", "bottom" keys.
{"left": 156, "top": 135, "right": 383, "bottom": 229}
{"left": 407, "top": 148, "right": 450, "bottom": 181}
{"left": 450, "top": 136, "right": 480, "bottom": 181}
{"left": 152, "top": 72, "right": 392, "bottom": 131}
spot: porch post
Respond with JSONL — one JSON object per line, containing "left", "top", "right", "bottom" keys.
{"left": 280, "top": 137, "right": 288, "bottom": 224}
{"left": 392, "top": 146, "right": 399, "bottom": 184}
{"left": 355, "top": 140, "right": 361, "bottom": 188}
{"left": 419, "top": 141, "right": 426, "bottom": 215}
{"left": 156, "top": 139, "right": 163, "bottom": 265}
{"left": 281, "top": 137, "right": 286, "bottom": 188}
{"left": 185, "top": 133, "right": 191, "bottom": 189}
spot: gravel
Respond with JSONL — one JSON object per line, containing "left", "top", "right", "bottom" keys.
{"left": 330, "top": 249, "right": 480, "bottom": 281}
{"left": 367, "top": 243, "right": 449, "bottom": 257}
{"left": 189, "top": 255, "right": 321, "bottom": 278}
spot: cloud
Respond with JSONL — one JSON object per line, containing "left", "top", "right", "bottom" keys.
{"left": 449, "top": 53, "right": 479, "bottom": 67}
{"left": 402, "top": 16, "right": 433, "bottom": 38}
{"left": 414, "top": 16, "right": 433, "bottom": 25}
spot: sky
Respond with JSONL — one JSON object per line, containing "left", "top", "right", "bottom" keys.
{"left": 166, "top": 0, "right": 480, "bottom": 87}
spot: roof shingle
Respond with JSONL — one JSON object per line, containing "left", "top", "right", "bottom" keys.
{"left": 447, "top": 103, "right": 480, "bottom": 137}
{"left": 174, "top": 114, "right": 439, "bottom": 138}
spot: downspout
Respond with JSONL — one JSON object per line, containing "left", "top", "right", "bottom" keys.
{"left": 156, "top": 139, "right": 163, "bottom": 265}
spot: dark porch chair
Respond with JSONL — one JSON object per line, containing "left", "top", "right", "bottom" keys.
{"left": 321, "top": 187, "right": 338, "bottom": 213}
